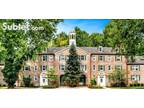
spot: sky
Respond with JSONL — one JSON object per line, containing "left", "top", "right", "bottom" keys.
{"left": 57, "top": 19, "right": 111, "bottom": 34}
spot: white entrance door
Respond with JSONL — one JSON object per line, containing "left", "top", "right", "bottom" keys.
{"left": 40, "top": 73, "right": 48, "bottom": 86}
{"left": 98, "top": 75, "right": 106, "bottom": 87}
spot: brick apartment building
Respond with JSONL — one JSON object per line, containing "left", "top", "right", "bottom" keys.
{"left": 0, "top": 32, "right": 144, "bottom": 87}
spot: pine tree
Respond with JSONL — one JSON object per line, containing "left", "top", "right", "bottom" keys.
{"left": 64, "top": 44, "right": 82, "bottom": 87}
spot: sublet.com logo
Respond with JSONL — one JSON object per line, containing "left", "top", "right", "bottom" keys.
{"left": 1, "top": 22, "right": 44, "bottom": 31}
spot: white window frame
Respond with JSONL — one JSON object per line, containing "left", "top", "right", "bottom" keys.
{"left": 98, "top": 55, "right": 105, "bottom": 61}
{"left": 42, "top": 55, "right": 48, "bottom": 61}
{"left": 42, "top": 65, "right": 46, "bottom": 72}
{"left": 59, "top": 55, "right": 65, "bottom": 61}
{"left": 131, "top": 75, "right": 140, "bottom": 81}
{"left": 98, "top": 46, "right": 103, "bottom": 52}
{"left": 92, "top": 65, "right": 96, "bottom": 71}
{"left": 49, "top": 55, "right": 54, "bottom": 61}
{"left": 115, "top": 55, "right": 121, "bottom": 61}
{"left": 60, "top": 64, "right": 65, "bottom": 71}
{"left": 79, "top": 55, "right": 86, "bottom": 61}
{"left": 108, "top": 65, "right": 112, "bottom": 71}
{"left": 24, "top": 65, "right": 30, "bottom": 71}
{"left": 92, "top": 55, "right": 96, "bottom": 61}
{"left": 80, "top": 65, "right": 86, "bottom": 71}
{"left": 131, "top": 65, "right": 140, "bottom": 71}
{"left": 34, "top": 65, "right": 37, "bottom": 72}
{"left": 107, "top": 55, "right": 112, "bottom": 62}
{"left": 34, "top": 75, "right": 38, "bottom": 81}
{"left": 98, "top": 65, "right": 105, "bottom": 72}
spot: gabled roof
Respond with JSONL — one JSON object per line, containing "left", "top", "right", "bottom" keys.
{"left": 80, "top": 47, "right": 115, "bottom": 54}
{"left": 42, "top": 46, "right": 116, "bottom": 54}
{"left": 127, "top": 56, "right": 144, "bottom": 65}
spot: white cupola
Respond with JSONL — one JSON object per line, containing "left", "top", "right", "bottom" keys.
{"left": 69, "top": 31, "right": 76, "bottom": 46}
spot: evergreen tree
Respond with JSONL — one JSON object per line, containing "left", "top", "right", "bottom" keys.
{"left": 64, "top": 44, "right": 82, "bottom": 87}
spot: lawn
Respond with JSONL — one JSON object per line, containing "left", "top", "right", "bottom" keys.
{"left": 109, "top": 86, "right": 144, "bottom": 89}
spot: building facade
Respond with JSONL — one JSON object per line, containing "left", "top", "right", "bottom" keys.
{"left": 0, "top": 32, "right": 144, "bottom": 87}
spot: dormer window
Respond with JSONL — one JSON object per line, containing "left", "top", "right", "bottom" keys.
{"left": 98, "top": 46, "right": 103, "bottom": 52}
{"left": 115, "top": 48, "right": 120, "bottom": 53}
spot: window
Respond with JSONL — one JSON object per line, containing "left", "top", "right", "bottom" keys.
{"left": 60, "top": 65, "right": 65, "bottom": 71}
{"left": 80, "top": 65, "right": 86, "bottom": 71}
{"left": 92, "top": 65, "right": 96, "bottom": 71}
{"left": 115, "top": 65, "right": 122, "bottom": 70}
{"left": 98, "top": 65, "right": 105, "bottom": 71}
{"left": 100, "top": 78, "right": 103, "bottom": 83}
{"left": 59, "top": 55, "right": 65, "bottom": 61}
{"left": 98, "top": 55, "right": 105, "bottom": 61}
{"left": 79, "top": 55, "right": 86, "bottom": 61}
{"left": 131, "top": 75, "right": 140, "bottom": 81}
{"left": 49, "top": 55, "right": 54, "bottom": 61}
{"left": 131, "top": 65, "right": 140, "bottom": 71}
{"left": 43, "top": 78, "right": 45, "bottom": 83}
{"left": 98, "top": 46, "right": 103, "bottom": 52}
{"left": 92, "top": 55, "right": 96, "bottom": 61}
{"left": 24, "top": 65, "right": 30, "bottom": 71}
{"left": 42, "top": 65, "right": 47, "bottom": 72}
{"left": 65, "top": 55, "right": 69, "bottom": 60}
{"left": 34, "top": 75, "right": 38, "bottom": 81}
{"left": 108, "top": 65, "right": 112, "bottom": 71}
{"left": 34, "top": 65, "right": 37, "bottom": 72}
{"left": 115, "top": 48, "right": 120, "bottom": 53}
{"left": 115, "top": 55, "right": 121, "bottom": 61}
{"left": 43, "top": 48, "right": 47, "bottom": 52}
{"left": 42, "top": 55, "right": 48, "bottom": 61}
{"left": 107, "top": 56, "right": 112, "bottom": 61}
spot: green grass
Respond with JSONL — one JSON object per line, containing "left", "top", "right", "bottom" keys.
{"left": 110, "top": 86, "right": 144, "bottom": 89}
{"left": 0, "top": 87, "right": 7, "bottom": 89}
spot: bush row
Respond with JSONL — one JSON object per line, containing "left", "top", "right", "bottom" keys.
{"left": 130, "top": 83, "right": 144, "bottom": 87}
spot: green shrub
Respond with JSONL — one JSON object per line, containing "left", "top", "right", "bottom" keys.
{"left": 137, "top": 83, "right": 140, "bottom": 86}
{"left": 23, "top": 76, "right": 32, "bottom": 87}
{"left": 90, "top": 78, "right": 97, "bottom": 86}
{"left": 88, "top": 84, "right": 103, "bottom": 89}
{"left": 42, "top": 85, "right": 59, "bottom": 89}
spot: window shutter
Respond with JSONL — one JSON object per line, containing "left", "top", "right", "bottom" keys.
{"left": 41, "top": 55, "right": 43, "bottom": 61}
{"left": 40, "top": 65, "right": 42, "bottom": 72}
{"left": 131, "top": 65, "right": 132, "bottom": 71}
{"left": 98, "top": 65, "right": 100, "bottom": 71}
{"left": 85, "top": 65, "right": 87, "bottom": 71}
{"left": 29, "top": 66, "right": 30, "bottom": 71}
{"left": 46, "top": 65, "right": 48, "bottom": 71}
